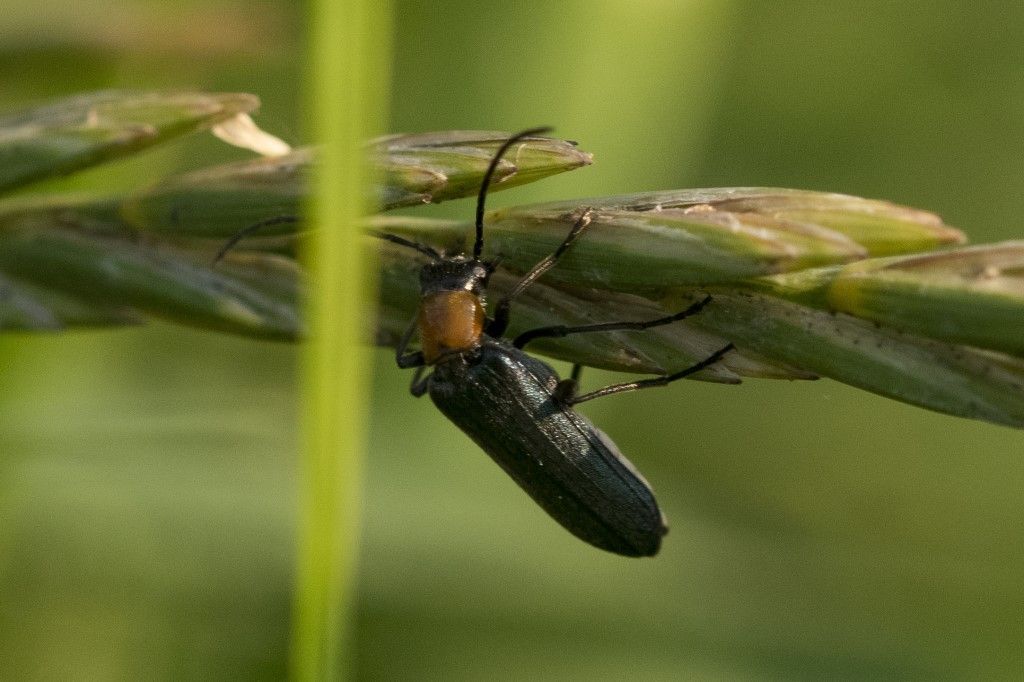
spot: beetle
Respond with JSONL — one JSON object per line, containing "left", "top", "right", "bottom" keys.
{"left": 216, "top": 128, "right": 734, "bottom": 556}
{"left": 382, "top": 128, "right": 733, "bottom": 557}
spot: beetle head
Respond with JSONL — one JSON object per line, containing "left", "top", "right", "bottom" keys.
{"left": 419, "top": 256, "right": 492, "bottom": 296}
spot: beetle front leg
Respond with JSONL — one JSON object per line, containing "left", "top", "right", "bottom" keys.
{"left": 395, "top": 316, "right": 425, "bottom": 369}
{"left": 409, "top": 366, "right": 430, "bottom": 397}
{"left": 487, "top": 209, "right": 592, "bottom": 338}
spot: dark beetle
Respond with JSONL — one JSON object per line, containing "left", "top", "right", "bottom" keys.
{"left": 385, "top": 128, "right": 734, "bottom": 557}
{"left": 216, "top": 128, "right": 733, "bottom": 556}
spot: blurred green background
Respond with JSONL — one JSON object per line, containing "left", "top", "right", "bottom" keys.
{"left": 2, "top": 1, "right": 1024, "bottom": 679}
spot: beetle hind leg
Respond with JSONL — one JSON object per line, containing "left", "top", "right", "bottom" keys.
{"left": 553, "top": 363, "right": 584, "bottom": 403}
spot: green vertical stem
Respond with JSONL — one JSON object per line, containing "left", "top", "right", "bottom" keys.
{"left": 294, "top": 1, "right": 390, "bottom": 679}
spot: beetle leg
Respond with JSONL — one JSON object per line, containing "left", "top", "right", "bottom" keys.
{"left": 487, "top": 208, "right": 593, "bottom": 337}
{"left": 567, "top": 343, "right": 734, "bottom": 405}
{"left": 570, "top": 363, "right": 583, "bottom": 384}
{"left": 513, "top": 296, "right": 712, "bottom": 350}
{"left": 409, "top": 365, "right": 429, "bottom": 397}
{"left": 213, "top": 214, "right": 301, "bottom": 265}
{"left": 552, "top": 363, "right": 584, "bottom": 404}
{"left": 397, "top": 350, "right": 425, "bottom": 369}
{"left": 395, "top": 316, "right": 425, "bottom": 368}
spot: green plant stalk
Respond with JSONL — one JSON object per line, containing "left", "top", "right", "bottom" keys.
{"left": 292, "top": 1, "right": 390, "bottom": 680}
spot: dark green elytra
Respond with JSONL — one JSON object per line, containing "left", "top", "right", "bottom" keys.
{"left": 427, "top": 337, "right": 667, "bottom": 557}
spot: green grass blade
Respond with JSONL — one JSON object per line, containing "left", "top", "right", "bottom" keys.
{"left": 117, "top": 133, "right": 590, "bottom": 239}
{"left": 828, "top": 243, "right": 1024, "bottom": 356}
{"left": 0, "top": 212, "right": 300, "bottom": 339}
{"left": 0, "top": 91, "right": 260, "bottom": 193}
{"left": 756, "top": 242, "right": 1024, "bottom": 356}
{"left": 121, "top": 148, "right": 311, "bottom": 239}
{"left": 0, "top": 271, "right": 140, "bottom": 330}
{"left": 377, "top": 188, "right": 964, "bottom": 290}
{"left": 374, "top": 130, "right": 592, "bottom": 208}
{"left": 689, "top": 289, "right": 1024, "bottom": 428}
{"left": 665, "top": 187, "right": 967, "bottom": 255}
{"left": 292, "top": 0, "right": 391, "bottom": 679}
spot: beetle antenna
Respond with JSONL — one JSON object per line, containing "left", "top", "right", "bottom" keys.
{"left": 370, "top": 230, "right": 442, "bottom": 260}
{"left": 214, "top": 215, "right": 301, "bottom": 264}
{"left": 473, "top": 126, "right": 553, "bottom": 260}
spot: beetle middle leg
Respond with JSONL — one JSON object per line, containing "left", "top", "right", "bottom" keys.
{"left": 559, "top": 343, "right": 735, "bottom": 406}
{"left": 513, "top": 295, "right": 712, "bottom": 350}
{"left": 487, "top": 208, "right": 593, "bottom": 337}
